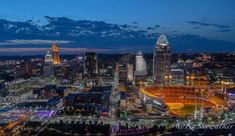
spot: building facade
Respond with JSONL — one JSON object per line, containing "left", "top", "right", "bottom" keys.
{"left": 134, "top": 51, "right": 147, "bottom": 76}
{"left": 52, "top": 44, "right": 61, "bottom": 65}
{"left": 153, "top": 35, "right": 171, "bottom": 85}
{"left": 84, "top": 52, "right": 98, "bottom": 77}
{"left": 127, "top": 63, "right": 134, "bottom": 81}
{"left": 43, "top": 51, "right": 54, "bottom": 77}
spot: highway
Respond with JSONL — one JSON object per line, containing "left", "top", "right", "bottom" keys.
{"left": 0, "top": 113, "right": 32, "bottom": 135}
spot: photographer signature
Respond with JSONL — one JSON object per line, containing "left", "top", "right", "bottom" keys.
{"left": 175, "top": 120, "right": 233, "bottom": 135}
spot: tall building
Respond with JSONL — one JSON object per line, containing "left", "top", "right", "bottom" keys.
{"left": 74, "top": 53, "right": 85, "bottom": 80}
{"left": 171, "top": 68, "right": 185, "bottom": 85}
{"left": 127, "top": 63, "right": 134, "bottom": 81}
{"left": 119, "top": 64, "right": 128, "bottom": 82}
{"left": 43, "top": 51, "right": 54, "bottom": 77}
{"left": 134, "top": 51, "right": 147, "bottom": 76}
{"left": 114, "top": 63, "right": 119, "bottom": 88}
{"left": 84, "top": 52, "right": 98, "bottom": 77}
{"left": 44, "top": 51, "right": 53, "bottom": 65}
{"left": 52, "top": 44, "right": 60, "bottom": 65}
{"left": 153, "top": 35, "right": 171, "bottom": 85}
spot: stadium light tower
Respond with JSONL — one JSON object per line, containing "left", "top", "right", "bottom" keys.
{"left": 221, "top": 80, "right": 225, "bottom": 93}
{"left": 164, "top": 75, "right": 172, "bottom": 85}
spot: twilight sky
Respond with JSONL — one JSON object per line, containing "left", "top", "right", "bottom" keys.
{"left": 0, "top": 0, "right": 235, "bottom": 54}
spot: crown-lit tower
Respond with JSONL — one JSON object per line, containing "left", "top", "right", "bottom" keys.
{"left": 52, "top": 44, "right": 60, "bottom": 65}
{"left": 43, "top": 51, "right": 54, "bottom": 77}
{"left": 44, "top": 51, "right": 53, "bottom": 65}
{"left": 153, "top": 35, "right": 171, "bottom": 85}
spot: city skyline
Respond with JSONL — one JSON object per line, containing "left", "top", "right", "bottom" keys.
{"left": 0, "top": 36, "right": 234, "bottom": 135}
{"left": 0, "top": 1, "right": 234, "bottom": 136}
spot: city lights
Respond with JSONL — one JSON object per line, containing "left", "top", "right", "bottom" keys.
{"left": 0, "top": 1, "right": 234, "bottom": 136}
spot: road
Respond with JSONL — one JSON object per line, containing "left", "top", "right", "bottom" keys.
{"left": 0, "top": 113, "right": 32, "bottom": 135}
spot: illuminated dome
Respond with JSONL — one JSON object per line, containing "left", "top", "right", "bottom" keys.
{"left": 156, "top": 34, "right": 169, "bottom": 45}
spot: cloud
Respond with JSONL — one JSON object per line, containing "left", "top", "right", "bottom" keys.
{"left": 0, "top": 48, "right": 113, "bottom": 54}
{"left": 216, "top": 29, "right": 231, "bottom": 32}
{"left": 188, "top": 21, "right": 230, "bottom": 29}
{"left": 146, "top": 25, "right": 160, "bottom": 30}
{"left": 155, "top": 25, "right": 160, "bottom": 28}
{"left": 60, "top": 48, "right": 113, "bottom": 53}
{"left": 0, "top": 46, "right": 151, "bottom": 55}
{"left": 0, "top": 39, "right": 74, "bottom": 45}
{"left": 146, "top": 27, "right": 154, "bottom": 30}
{"left": 0, "top": 17, "right": 234, "bottom": 53}
{"left": 172, "top": 30, "right": 178, "bottom": 33}
{"left": 132, "top": 21, "right": 137, "bottom": 24}
{"left": 0, "top": 48, "right": 48, "bottom": 53}
{"left": 193, "top": 26, "right": 201, "bottom": 29}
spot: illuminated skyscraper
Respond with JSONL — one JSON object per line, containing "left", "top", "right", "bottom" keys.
{"left": 153, "top": 35, "right": 171, "bottom": 84}
{"left": 43, "top": 51, "right": 54, "bottom": 77}
{"left": 134, "top": 51, "right": 147, "bottom": 76}
{"left": 44, "top": 51, "right": 53, "bottom": 65}
{"left": 52, "top": 44, "right": 60, "bottom": 65}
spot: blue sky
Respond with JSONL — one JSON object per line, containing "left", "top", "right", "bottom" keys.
{"left": 0, "top": 0, "right": 234, "bottom": 54}
{"left": 0, "top": 0, "right": 235, "bottom": 23}
{"left": 1, "top": 0, "right": 235, "bottom": 41}
{"left": 1, "top": 0, "right": 234, "bottom": 25}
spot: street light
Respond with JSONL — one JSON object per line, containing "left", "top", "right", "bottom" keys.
{"left": 169, "top": 75, "right": 172, "bottom": 85}
{"left": 164, "top": 75, "right": 173, "bottom": 86}
{"left": 164, "top": 76, "right": 168, "bottom": 79}
{"left": 164, "top": 76, "right": 168, "bottom": 85}
{"left": 191, "top": 76, "right": 195, "bottom": 86}
{"left": 186, "top": 75, "right": 195, "bottom": 86}
{"left": 186, "top": 75, "right": 198, "bottom": 119}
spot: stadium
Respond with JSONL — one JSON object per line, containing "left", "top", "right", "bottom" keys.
{"left": 139, "top": 86, "right": 220, "bottom": 117}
